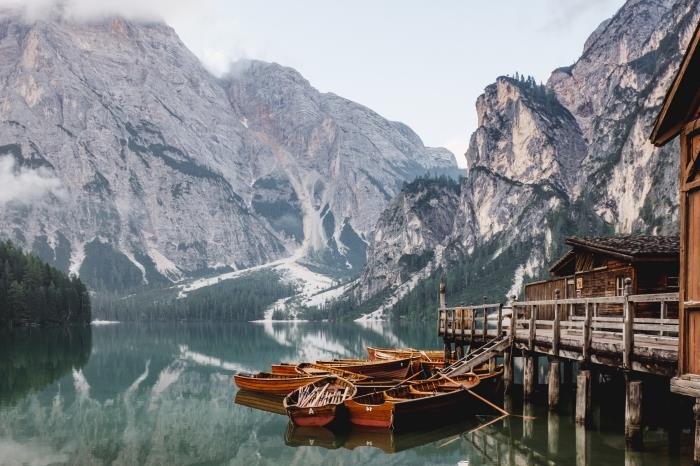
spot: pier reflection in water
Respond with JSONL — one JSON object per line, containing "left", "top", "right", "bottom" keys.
{"left": 0, "top": 321, "right": 694, "bottom": 465}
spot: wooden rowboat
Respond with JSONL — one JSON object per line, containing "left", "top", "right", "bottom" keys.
{"left": 271, "top": 363, "right": 301, "bottom": 376}
{"left": 233, "top": 372, "right": 326, "bottom": 396}
{"left": 295, "top": 363, "right": 369, "bottom": 382}
{"left": 284, "top": 376, "right": 357, "bottom": 427}
{"left": 344, "top": 373, "right": 480, "bottom": 430}
{"left": 314, "top": 357, "right": 418, "bottom": 380}
{"left": 367, "top": 347, "right": 445, "bottom": 362}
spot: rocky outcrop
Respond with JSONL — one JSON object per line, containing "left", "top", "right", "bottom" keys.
{"left": 355, "top": 0, "right": 699, "bottom": 313}
{"left": 0, "top": 13, "right": 457, "bottom": 292}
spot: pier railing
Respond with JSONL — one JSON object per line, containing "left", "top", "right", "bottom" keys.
{"left": 437, "top": 287, "right": 679, "bottom": 375}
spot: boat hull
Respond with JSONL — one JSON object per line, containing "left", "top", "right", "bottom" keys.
{"left": 233, "top": 373, "right": 325, "bottom": 396}
{"left": 316, "top": 357, "right": 417, "bottom": 379}
{"left": 287, "top": 404, "right": 340, "bottom": 427}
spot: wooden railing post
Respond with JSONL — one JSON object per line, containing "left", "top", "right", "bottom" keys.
{"left": 497, "top": 303, "right": 503, "bottom": 336}
{"left": 660, "top": 300, "right": 667, "bottom": 336}
{"left": 482, "top": 296, "right": 488, "bottom": 339}
{"left": 583, "top": 300, "right": 592, "bottom": 362}
{"left": 529, "top": 305, "right": 537, "bottom": 351}
{"left": 623, "top": 277, "right": 634, "bottom": 370}
{"left": 470, "top": 307, "right": 476, "bottom": 342}
{"left": 553, "top": 289, "right": 561, "bottom": 356}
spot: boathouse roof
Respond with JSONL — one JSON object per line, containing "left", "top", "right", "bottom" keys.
{"left": 650, "top": 22, "right": 700, "bottom": 146}
{"left": 549, "top": 235, "right": 680, "bottom": 274}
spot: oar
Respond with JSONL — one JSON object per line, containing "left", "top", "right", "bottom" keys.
{"left": 438, "top": 374, "right": 535, "bottom": 419}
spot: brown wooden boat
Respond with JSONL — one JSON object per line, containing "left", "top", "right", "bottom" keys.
{"left": 344, "top": 373, "right": 480, "bottom": 430}
{"left": 283, "top": 376, "right": 356, "bottom": 427}
{"left": 234, "top": 390, "right": 287, "bottom": 415}
{"left": 270, "top": 362, "right": 301, "bottom": 376}
{"left": 314, "top": 357, "right": 418, "bottom": 379}
{"left": 367, "top": 347, "right": 445, "bottom": 362}
{"left": 295, "top": 363, "right": 369, "bottom": 382}
{"left": 233, "top": 372, "right": 326, "bottom": 396}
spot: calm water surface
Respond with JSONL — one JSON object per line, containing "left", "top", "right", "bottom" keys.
{"left": 0, "top": 321, "right": 694, "bottom": 465}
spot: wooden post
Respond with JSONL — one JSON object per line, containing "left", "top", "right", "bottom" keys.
{"left": 510, "top": 296, "right": 518, "bottom": 340}
{"left": 625, "top": 376, "right": 643, "bottom": 449}
{"left": 455, "top": 343, "right": 464, "bottom": 360}
{"left": 483, "top": 296, "right": 488, "bottom": 340}
{"left": 623, "top": 277, "right": 634, "bottom": 370}
{"left": 470, "top": 308, "right": 476, "bottom": 343}
{"left": 548, "top": 357, "right": 560, "bottom": 410}
{"left": 694, "top": 398, "right": 700, "bottom": 464}
{"left": 504, "top": 346, "right": 514, "bottom": 394}
{"left": 660, "top": 300, "right": 667, "bottom": 337}
{"left": 553, "top": 289, "right": 561, "bottom": 357}
{"left": 548, "top": 411, "right": 560, "bottom": 456}
{"left": 488, "top": 356, "right": 496, "bottom": 374}
{"left": 523, "top": 402, "right": 534, "bottom": 440}
{"left": 439, "top": 280, "right": 446, "bottom": 309}
{"left": 583, "top": 301, "right": 592, "bottom": 362}
{"left": 576, "top": 370, "right": 591, "bottom": 425}
{"left": 497, "top": 303, "right": 503, "bottom": 336}
{"left": 443, "top": 341, "right": 451, "bottom": 365}
{"left": 576, "top": 424, "right": 588, "bottom": 466}
{"left": 529, "top": 305, "right": 536, "bottom": 351}
{"left": 524, "top": 353, "right": 537, "bottom": 401}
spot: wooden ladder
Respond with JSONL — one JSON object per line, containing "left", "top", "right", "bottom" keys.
{"left": 440, "top": 335, "right": 511, "bottom": 377}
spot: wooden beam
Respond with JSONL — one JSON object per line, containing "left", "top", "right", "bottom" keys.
{"left": 623, "top": 278, "right": 634, "bottom": 370}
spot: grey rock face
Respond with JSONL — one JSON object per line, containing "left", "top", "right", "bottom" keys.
{"left": 0, "top": 14, "right": 457, "bottom": 291}
{"left": 356, "top": 178, "right": 461, "bottom": 301}
{"left": 356, "top": 0, "right": 699, "bottom": 309}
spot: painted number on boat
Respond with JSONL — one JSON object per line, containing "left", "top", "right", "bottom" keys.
{"left": 365, "top": 406, "right": 373, "bottom": 411}
{"left": 308, "top": 408, "right": 315, "bottom": 414}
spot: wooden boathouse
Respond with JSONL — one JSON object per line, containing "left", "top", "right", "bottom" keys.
{"left": 525, "top": 235, "right": 679, "bottom": 317}
{"left": 650, "top": 20, "right": 700, "bottom": 464}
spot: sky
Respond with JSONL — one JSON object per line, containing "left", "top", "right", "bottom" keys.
{"left": 7, "top": 0, "right": 626, "bottom": 167}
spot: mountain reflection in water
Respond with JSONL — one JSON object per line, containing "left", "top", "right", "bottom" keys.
{"left": 0, "top": 322, "right": 693, "bottom": 465}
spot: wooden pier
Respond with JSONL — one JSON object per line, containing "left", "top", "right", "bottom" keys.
{"left": 437, "top": 279, "right": 683, "bottom": 454}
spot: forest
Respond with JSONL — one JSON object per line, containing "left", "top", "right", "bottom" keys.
{"left": 0, "top": 241, "right": 91, "bottom": 327}
{"left": 93, "top": 269, "right": 297, "bottom": 321}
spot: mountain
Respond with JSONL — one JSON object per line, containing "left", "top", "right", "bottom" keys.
{"left": 0, "top": 11, "right": 457, "bottom": 298}
{"left": 351, "top": 0, "right": 699, "bottom": 319}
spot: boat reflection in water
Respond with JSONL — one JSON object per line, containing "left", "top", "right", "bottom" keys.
{"left": 285, "top": 419, "right": 484, "bottom": 454}
{"left": 236, "top": 388, "right": 487, "bottom": 454}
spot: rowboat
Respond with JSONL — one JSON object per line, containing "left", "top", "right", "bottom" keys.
{"left": 344, "top": 373, "right": 480, "bottom": 430}
{"left": 367, "top": 347, "right": 445, "bottom": 362}
{"left": 295, "top": 363, "right": 369, "bottom": 382}
{"left": 284, "top": 376, "right": 356, "bottom": 427}
{"left": 270, "top": 363, "right": 301, "bottom": 376}
{"left": 233, "top": 372, "right": 326, "bottom": 395}
{"left": 314, "top": 357, "right": 418, "bottom": 379}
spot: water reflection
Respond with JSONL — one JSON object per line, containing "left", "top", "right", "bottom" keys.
{"left": 0, "top": 326, "right": 91, "bottom": 406}
{"left": 0, "top": 322, "right": 693, "bottom": 465}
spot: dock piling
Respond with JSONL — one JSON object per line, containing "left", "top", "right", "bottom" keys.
{"left": 694, "top": 398, "right": 700, "bottom": 464}
{"left": 575, "top": 370, "right": 591, "bottom": 425}
{"left": 523, "top": 353, "right": 537, "bottom": 401}
{"left": 624, "top": 377, "right": 643, "bottom": 449}
{"left": 548, "top": 357, "right": 560, "bottom": 410}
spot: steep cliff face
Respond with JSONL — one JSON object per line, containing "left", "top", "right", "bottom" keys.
{"left": 0, "top": 13, "right": 457, "bottom": 293}
{"left": 354, "top": 0, "right": 699, "bottom": 315}
{"left": 225, "top": 61, "right": 457, "bottom": 271}
{"left": 356, "top": 177, "right": 461, "bottom": 301}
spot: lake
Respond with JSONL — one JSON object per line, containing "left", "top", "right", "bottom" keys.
{"left": 0, "top": 321, "right": 694, "bottom": 465}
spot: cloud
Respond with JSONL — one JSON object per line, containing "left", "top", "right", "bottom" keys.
{"left": 0, "top": 0, "right": 191, "bottom": 22}
{"left": 0, "top": 156, "right": 64, "bottom": 205}
{"left": 540, "top": 0, "right": 623, "bottom": 32}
